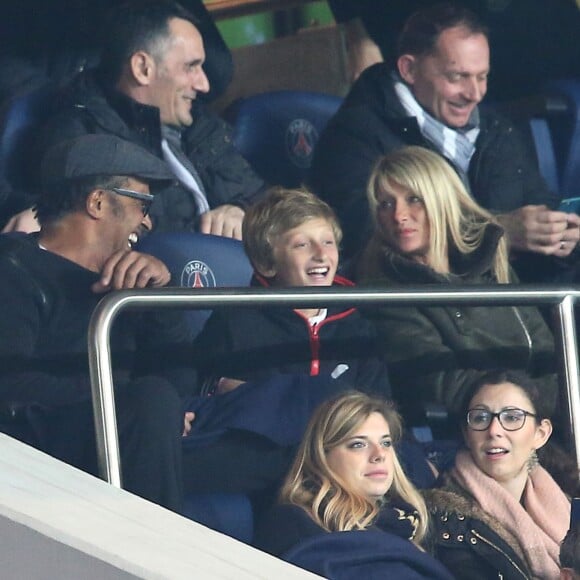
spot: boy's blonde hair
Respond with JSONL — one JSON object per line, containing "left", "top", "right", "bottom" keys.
{"left": 242, "top": 187, "right": 342, "bottom": 275}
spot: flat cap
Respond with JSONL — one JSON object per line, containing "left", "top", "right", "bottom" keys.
{"left": 41, "top": 134, "right": 173, "bottom": 187}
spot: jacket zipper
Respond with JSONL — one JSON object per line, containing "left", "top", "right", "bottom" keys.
{"left": 300, "top": 308, "right": 355, "bottom": 376}
{"left": 470, "top": 529, "right": 529, "bottom": 579}
{"left": 309, "top": 322, "right": 321, "bottom": 375}
{"left": 511, "top": 307, "right": 533, "bottom": 368}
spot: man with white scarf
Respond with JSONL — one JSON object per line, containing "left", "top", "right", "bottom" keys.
{"left": 310, "top": 2, "right": 580, "bottom": 282}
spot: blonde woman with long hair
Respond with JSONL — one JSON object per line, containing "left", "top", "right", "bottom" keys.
{"left": 254, "top": 391, "right": 453, "bottom": 579}
{"left": 354, "top": 146, "right": 559, "bottom": 429}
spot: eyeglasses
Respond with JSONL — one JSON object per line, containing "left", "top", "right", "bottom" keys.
{"left": 109, "top": 187, "right": 154, "bottom": 217}
{"left": 466, "top": 408, "right": 537, "bottom": 431}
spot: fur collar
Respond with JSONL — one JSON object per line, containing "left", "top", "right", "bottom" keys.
{"left": 424, "top": 474, "right": 528, "bottom": 567}
{"left": 355, "top": 223, "right": 504, "bottom": 286}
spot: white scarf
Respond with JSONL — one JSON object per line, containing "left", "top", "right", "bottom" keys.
{"left": 393, "top": 74, "right": 480, "bottom": 186}
{"left": 161, "top": 125, "right": 210, "bottom": 215}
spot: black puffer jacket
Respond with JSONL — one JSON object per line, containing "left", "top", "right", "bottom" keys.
{"left": 424, "top": 474, "right": 533, "bottom": 580}
{"left": 193, "top": 275, "right": 392, "bottom": 399}
{"left": 37, "top": 71, "right": 265, "bottom": 232}
{"left": 354, "top": 224, "right": 559, "bottom": 423}
{"left": 309, "top": 64, "right": 559, "bottom": 259}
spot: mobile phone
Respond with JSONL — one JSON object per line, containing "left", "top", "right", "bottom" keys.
{"left": 557, "top": 196, "right": 580, "bottom": 214}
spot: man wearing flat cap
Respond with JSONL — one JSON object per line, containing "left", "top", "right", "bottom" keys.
{"left": 0, "top": 134, "right": 192, "bottom": 512}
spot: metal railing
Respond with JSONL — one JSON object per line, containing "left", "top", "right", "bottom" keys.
{"left": 88, "top": 285, "right": 580, "bottom": 487}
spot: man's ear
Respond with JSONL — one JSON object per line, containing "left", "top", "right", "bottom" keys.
{"left": 130, "top": 51, "right": 156, "bottom": 86}
{"left": 397, "top": 54, "right": 417, "bottom": 85}
{"left": 86, "top": 189, "right": 105, "bottom": 219}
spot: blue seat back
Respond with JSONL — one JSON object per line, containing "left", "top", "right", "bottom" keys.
{"left": 528, "top": 117, "right": 560, "bottom": 195}
{"left": 545, "top": 79, "right": 580, "bottom": 197}
{"left": 138, "top": 232, "right": 255, "bottom": 540}
{"left": 0, "top": 84, "right": 61, "bottom": 191}
{"left": 137, "top": 231, "right": 253, "bottom": 337}
{"left": 225, "top": 90, "right": 343, "bottom": 187}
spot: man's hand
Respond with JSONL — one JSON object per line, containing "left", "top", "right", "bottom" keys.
{"left": 92, "top": 251, "right": 170, "bottom": 293}
{"left": 183, "top": 411, "right": 195, "bottom": 437}
{"left": 496, "top": 205, "right": 580, "bottom": 257}
{"left": 199, "top": 204, "right": 245, "bottom": 240}
{"left": 1, "top": 207, "right": 39, "bottom": 233}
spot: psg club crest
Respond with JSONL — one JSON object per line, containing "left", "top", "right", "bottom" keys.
{"left": 181, "top": 260, "right": 217, "bottom": 288}
{"left": 286, "top": 118, "right": 318, "bottom": 169}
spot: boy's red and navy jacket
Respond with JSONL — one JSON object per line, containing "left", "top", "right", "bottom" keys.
{"left": 192, "top": 274, "right": 392, "bottom": 398}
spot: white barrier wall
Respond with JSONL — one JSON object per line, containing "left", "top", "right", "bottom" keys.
{"left": 0, "top": 434, "right": 319, "bottom": 579}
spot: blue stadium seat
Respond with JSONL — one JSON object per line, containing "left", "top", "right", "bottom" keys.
{"left": 137, "top": 231, "right": 255, "bottom": 542}
{"left": 486, "top": 97, "right": 564, "bottom": 197}
{"left": 528, "top": 117, "right": 560, "bottom": 196}
{"left": 137, "top": 231, "right": 253, "bottom": 338}
{"left": 224, "top": 90, "right": 343, "bottom": 187}
{"left": 0, "top": 84, "right": 60, "bottom": 192}
{"left": 545, "top": 80, "right": 580, "bottom": 197}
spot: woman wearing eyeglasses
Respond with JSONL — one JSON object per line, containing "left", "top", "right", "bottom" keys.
{"left": 424, "top": 370, "right": 572, "bottom": 580}
{"left": 354, "top": 146, "right": 560, "bottom": 427}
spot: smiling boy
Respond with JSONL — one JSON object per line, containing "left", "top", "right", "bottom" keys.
{"left": 194, "top": 187, "right": 392, "bottom": 396}
{"left": 180, "top": 190, "right": 440, "bottom": 502}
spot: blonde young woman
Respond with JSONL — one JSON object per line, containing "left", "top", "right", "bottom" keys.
{"left": 254, "top": 391, "right": 453, "bottom": 579}
{"left": 354, "top": 146, "right": 559, "bottom": 427}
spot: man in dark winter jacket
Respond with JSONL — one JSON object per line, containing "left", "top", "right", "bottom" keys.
{"left": 0, "top": 134, "right": 193, "bottom": 513}
{"left": 327, "top": 0, "right": 580, "bottom": 102}
{"left": 5, "top": 0, "right": 264, "bottom": 238}
{"left": 310, "top": 2, "right": 580, "bottom": 281}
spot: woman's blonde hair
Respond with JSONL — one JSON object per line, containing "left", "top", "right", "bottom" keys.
{"left": 367, "top": 146, "right": 509, "bottom": 282}
{"left": 280, "top": 391, "right": 429, "bottom": 546}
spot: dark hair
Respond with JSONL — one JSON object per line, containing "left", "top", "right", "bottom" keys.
{"left": 36, "top": 175, "right": 128, "bottom": 225}
{"left": 397, "top": 1, "right": 488, "bottom": 59}
{"left": 460, "top": 370, "right": 580, "bottom": 496}
{"left": 98, "top": 0, "right": 197, "bottom": 86}
{"left": 460, "top": 370, "right": 552, "bottom": 422}
{"left": 561, "top": 524, "right": 580, "bottom": 572}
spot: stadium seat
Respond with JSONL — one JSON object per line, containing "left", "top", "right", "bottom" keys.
{"left": 0, "top": 84, "right": 60, "bottom": 192}
{"left": 0, "top": 84, "right": 62, "bottom": 226}
{"left": 545, "top": 79, "right": 580, "bottom": 197}
{"left": 489, "top": 95, "right": 565, "bottom": 197}
{"left": 137, "top": 231, "right": 253, "bottom": 338}
{"left": 224, "top": 90, "right": 343, "bottom": 187}
{"left": 137, "top": 231, "right": 256, "bottom": 542}
{"left": 528, "top": 117, "right": 560, "bottom": 196}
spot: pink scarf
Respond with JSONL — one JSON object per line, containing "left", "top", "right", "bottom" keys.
{"left": 452, "top": 449, "right": 570, "bottom": 579}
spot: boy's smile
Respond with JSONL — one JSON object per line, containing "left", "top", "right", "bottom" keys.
{"left": 265, "top": 218, "right": 339, "bottom": 287}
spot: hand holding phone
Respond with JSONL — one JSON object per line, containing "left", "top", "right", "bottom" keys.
{"left": 558, "top": 197, "right": 580, "bottom": 214}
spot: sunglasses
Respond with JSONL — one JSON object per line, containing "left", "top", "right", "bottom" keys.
{"left": 109, "top": 187, "right": 154, "bottom": 217}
